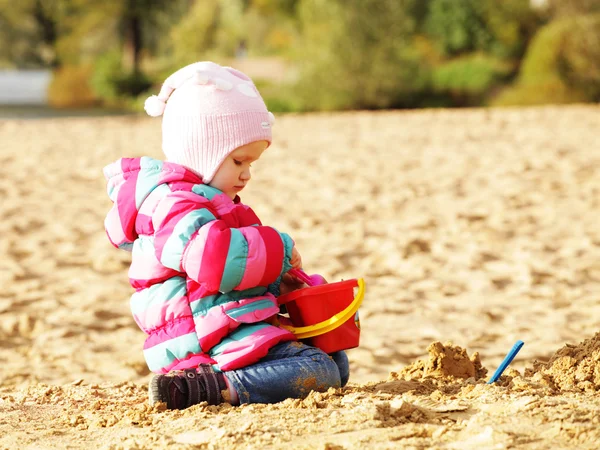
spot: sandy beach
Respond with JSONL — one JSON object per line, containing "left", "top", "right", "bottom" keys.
{"left": 1, "top": 105, "right": 600, "bottom": 449}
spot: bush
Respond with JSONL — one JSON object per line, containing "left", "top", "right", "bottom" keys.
{"left": 169, "top": 0, "right": 239, "bottom": 64}
{"left": 559, "top": 15, "right": 600, "bottom": 101}
{"left": 425, "top": 0, "right": 492, "bottom": 56}
{"left": 254, "top": 78, "right": 302, "bottom": 113}
{"left": 425, "top": 0, "right": 539, "bottom": 59}
{"left": 47, "top": 64, "right": 98, "bottom": 108}
{"left": 293, "top": 0, "right": 429, "bottom": 111}
{"left": 90, "top": 51, "right": 123, "bottom": 101}
{"left": 491, "top": 81, "right": 587, "bottom": 107}
{"left": 91, "top": 51, "right": 153, "bottom": 105}
{"left": 431, "top": 53, "right": 513, "bottom": 101}
{"left": 546, "top": 0, "right": 600, "bottom": 17}
{"left": 491, "top": 14, "right": 599, "bottom": 106}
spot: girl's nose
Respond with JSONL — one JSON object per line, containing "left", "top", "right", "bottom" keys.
{"left": 240, "top": 168, "right": 251, "bottom": 181}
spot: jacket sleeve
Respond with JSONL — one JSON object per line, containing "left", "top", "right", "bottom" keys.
{"left": 152, "top": 191, "right": 294, "bottom": 293}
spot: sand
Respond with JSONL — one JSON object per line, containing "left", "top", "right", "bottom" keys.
{"left": 1, "top": 105, "right": 599, "bottom": 449}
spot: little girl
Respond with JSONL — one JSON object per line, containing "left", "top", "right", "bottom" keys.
{"left": 103, "top": 61, "right": 349, "bottom": 409}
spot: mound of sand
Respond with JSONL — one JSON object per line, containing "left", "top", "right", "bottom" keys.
{"left": 393, "top": 341, "right": 488, "bottom": 381}
{"left": 528, "top": 332, "right": 600, "bottom": 392}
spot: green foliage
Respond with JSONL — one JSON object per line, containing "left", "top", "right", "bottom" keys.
{"left": 483, "top": 0, "right": 541, "bottom": 58}
{"left": 253, "top": 78, "right": 302, "bottom": 112}
{"left": 426, "top": 0, "right": 491, "bottom": 55}
{"left": 0, "top": 0, "right": 62, "bottom": 67}
{"left": 90, "top": 51, "right": 152, "bottom": 104}
{"left": 292, "top": 0, "right": 429, "bottom": 111}
{"left": 167, "top": 0, "right": 300, "bottom": 64}
{"left": 169, "top": 0, "right": 237, "bottom": 64}
{"left": 49, "top": 0, "right": 186, "bottom": 104}
{"left": 492, "top": 15, "right": 600, "bottom": 106}
{"left": 2, "top": 0, "right": 600, "bottom": 111}
{"left": 546, "top": 0, "right": 600, "bottom": 17}
{"left": 54, "top": 0, "right": 187, "bottom": 71}
{"left": 249, "top": 0, "right": 300, "bottom": 16}
{"left": 518, "top": 22, "right": 566, "bottom": 86}
{"left": 491, "top": 82, "right": 587, "bottom": 107}
{"left": 559, "top": 15, "right": 600, "bottom": 100}
{"left": 432, "top": 53, "right": 512, "bottom": 97}
{"left": 89, "top": 51, "right": 122, "bottom": 101}
{"left": 425, "top": 0, "right": 540, "bottom": 58}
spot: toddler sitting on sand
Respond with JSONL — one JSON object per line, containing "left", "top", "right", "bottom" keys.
{"left": 103, "top": 61, "right": 349, "bottom": 409}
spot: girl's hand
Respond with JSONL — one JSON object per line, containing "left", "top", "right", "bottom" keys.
{"left": 280, "top": 272, "right": 305, "bottom": 295}
{"left": 290, "top": 246, "right": 302, "bottom": 269}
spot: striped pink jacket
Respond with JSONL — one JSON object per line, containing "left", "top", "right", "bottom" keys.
{"left": 104, "top": 157, "right": 295, "bottom": 373}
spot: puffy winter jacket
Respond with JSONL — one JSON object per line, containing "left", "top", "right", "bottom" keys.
{"left": 104, "top": 157, "right": 295, "bottom": 373}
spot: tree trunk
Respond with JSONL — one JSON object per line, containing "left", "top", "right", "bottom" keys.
{"left": 32, "top": 0, "right": 59, "bottom": 67}
{"left": 123, "top": 14, "right": 142, "bottom": 74}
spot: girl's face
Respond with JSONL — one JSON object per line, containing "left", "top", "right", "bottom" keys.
{"left": 209, "top": 140, "right": 268, "bottom": 200}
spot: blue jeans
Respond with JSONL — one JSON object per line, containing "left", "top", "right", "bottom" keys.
{"left": 224, "top": 341, "right": 349, "bottom": 404}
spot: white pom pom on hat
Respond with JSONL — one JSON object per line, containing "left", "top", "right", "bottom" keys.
{"left": 144, "top": 95, "right": 166, "bottom": 117}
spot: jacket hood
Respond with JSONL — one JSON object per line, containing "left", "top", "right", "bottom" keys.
{"left": 104, "top": 157, "right": 202, "bottom": 250}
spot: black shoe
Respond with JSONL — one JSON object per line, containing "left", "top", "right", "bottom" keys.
{"left": 149, "top": 365, "right": 227, "bottom": 410}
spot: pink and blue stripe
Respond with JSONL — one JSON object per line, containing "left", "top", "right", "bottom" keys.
{"left": 135, "top": 157, "right": 164, "bottom": 208}
{"left": 236, "top": 227, "right": 267, "bottom": 290}
{"left": 210, "top": 324, "right": 293, "bottom": 371}
{"left": 130, "top": 277, "right": 188, "bottom": 331}
{"left": 191, "top": 184, "right": 221, "bottom": 200}
{"left": 219, "top": 228, "right": 248, "bottom": 292}
{"left": 159, "top": 208, "right": 217, "bottom": 271}
{"left": 144, "top": 330, "right": 201, "bottom": 372}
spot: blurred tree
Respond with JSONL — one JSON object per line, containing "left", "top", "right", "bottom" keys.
{"left": 491, "top": 14, "right": 600, "bottom": 106}
{"left": 50, "top": 0, "right": 189, "bottom": 103}
{"left": 243, "top": 0, "right": 301, "bottom": 56}
{"left": 56, "top": 0, "right": 187, "bottom": 73}
{"left": 425, "top": 0, "right": 490, "bottom": 55}
{"left": 0, "top": 0, "right": 188, "bottom": 69}
{"left": 168, "top": 0, "right": 301, "bottom": 65}
{"left": 247, "top": 0, "right": 301, "bottom": 16}
{"left": 546, "top": 0, "right": 600, "bottom": 17}
{"left": 0, "top": 0, "right": 61, "bottom": 68}
{"left": 431, "top": 53, "right": 513, "bottom": 105}
{"left": 293, "top": 0, "right": 428, "bottom": 110}
{"left": 168, "top": 0, "right": 222, "bottom": 64}
{"left": 557, "top": 15, "right": 600, "bottom": 101}
{"left": 121, "top": 0, "right": 166, "bottom": 74}
{"left": 170, "top": 0, "right": 233, "bottom": 67}
{"left": 425, "top": 0, "right": 540, "bottom": 59}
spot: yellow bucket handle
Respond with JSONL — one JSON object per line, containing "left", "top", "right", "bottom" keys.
{"left": 281, "top": 278, "right": 365, "bottom": 339}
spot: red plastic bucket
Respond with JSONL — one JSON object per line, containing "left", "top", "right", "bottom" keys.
{"left": 277, "top": 279, "right": 363, "bottom": 353}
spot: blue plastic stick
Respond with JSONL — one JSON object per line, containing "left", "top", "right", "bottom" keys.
{"left": 487, "top": 340, "right": 524, "bottom": 384}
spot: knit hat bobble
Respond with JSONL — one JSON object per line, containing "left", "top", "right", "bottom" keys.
{"left": 144, "top": 95, "right": 166, "bottom": 117}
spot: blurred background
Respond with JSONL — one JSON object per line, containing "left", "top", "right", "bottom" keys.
{"left": 0, "top": 0, "right": 599, "bottom": 118}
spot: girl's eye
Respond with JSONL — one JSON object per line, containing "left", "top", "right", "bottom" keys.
{"left": 233, "top": 159, "right": 242, "bottom": 166}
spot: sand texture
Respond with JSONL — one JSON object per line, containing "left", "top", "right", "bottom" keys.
{"left": 1, "top": 105, "right": 600, "bottom": 449}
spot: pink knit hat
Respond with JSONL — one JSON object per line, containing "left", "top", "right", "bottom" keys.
{"left": 144, "top": 61, "right": 275, "bottom": 183}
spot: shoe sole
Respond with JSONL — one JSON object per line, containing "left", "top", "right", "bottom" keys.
{"left": 148, "top": 374, "right": 165, "bottom": 406}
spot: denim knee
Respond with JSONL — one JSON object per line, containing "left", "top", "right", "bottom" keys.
{"left": 225, "top": 342, "right": 344, "bottom": 404}
{"left": 330, "top": 351, "right": 349, "bottom": 387}
{"left": 304, "top": 347, "right": 342, "bottom": 391}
